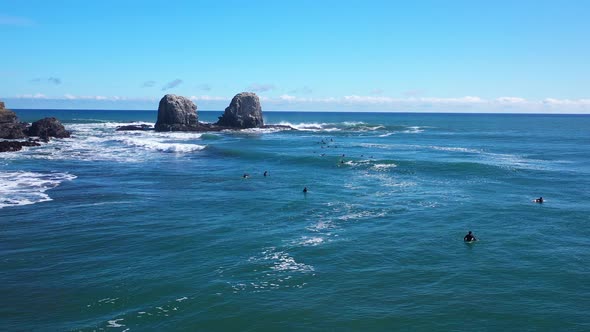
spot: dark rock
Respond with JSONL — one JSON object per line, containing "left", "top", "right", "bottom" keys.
{"left": 0, "top": 140, "right": 41, "bottom": 153}
{"left": 0, "top": 122, "right": 29, "bottom": 139}
{"left": 28, "top": 117, "right": 71, "bottom": 139}
{"left": 216, "top": 92, "right": 264, "bottom": 129}
{"left": 155, "top": 94, "right": 199, "bottom": 132}
{"left": 116, "top": 124, "right": 153, "bottom": 131}
{"left": 0, "top": 102, "right": 28, "bottom": 139}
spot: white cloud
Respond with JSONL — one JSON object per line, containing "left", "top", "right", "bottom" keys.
{"left": 6, "top": 93, "right": 590, "bottom": 113}
{"left": 279, "top": 94, "right": 297, "bottom": 102}
{"left": 418, "top": 96, "right": 486, "bottom": 104}
{"left": 63, "top": 95, "right": 108, "bottom": 101}
{"left": 16, "top": 94, "right": 158, "bottom": 102}
{"left": 496, "top": 97, "right": 527, "bottom": 103}
{"left": 258, "top": 95, "right": 590, "bottom": 113}
{"left": 15, "top": 93, "right": 47, "bottom": 99}
{"left": 343, "top": 95, "right": 395, "bottom": 104}
{"left": 337, "top": 95, "right": 486, "bottom": 105}
{"left": 542, "top": 98, "right": 590, "bottom": 106}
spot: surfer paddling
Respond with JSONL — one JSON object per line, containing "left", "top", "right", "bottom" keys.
{"left": 464, "top": 231, "right": 477, "bottom": 242}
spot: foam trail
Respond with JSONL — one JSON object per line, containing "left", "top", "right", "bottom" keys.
{"left": 294, "top": 236, "right": 325, "bottom": 247}
{"left": 119, "top": 136, "right": 206, "bottom": 153}
{"left": 106, "top": 319, "right": 125, "bottom": 328}
{"left": 372, "top": 163, "right": 398, "bottom": 171}
{"left": 277, "top": 121, "right": 332, "bottom": 131}
{"left": 0, "top": 172, "right": 76, "bottom": 209}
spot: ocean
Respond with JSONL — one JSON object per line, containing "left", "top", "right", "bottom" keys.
{"left": 1, "top": 110, "right": 589, "bottom": 331}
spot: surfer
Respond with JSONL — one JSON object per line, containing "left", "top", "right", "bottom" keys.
{"left": 534, "top": 197, "right": 544, "bottom": 203}
{"left": 303, "top": 187, "right": 308, "bottom": 193}
{"left": 263, "top": 171, "right": 268, "bottom": 177}
{"left": 243, "top": 173, "right": 249, "bottom": 179}
{"left": 464, "top": 231, "right": 477, "bottom": 242}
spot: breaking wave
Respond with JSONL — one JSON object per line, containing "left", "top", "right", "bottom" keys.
{"left": 2, "top": 122, "right": 208, "bottom": 162}
{"left": 275, "top": 121, "right": 393, "bottom": 132}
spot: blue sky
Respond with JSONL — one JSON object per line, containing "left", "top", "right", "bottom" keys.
{"left": 1, "top": 0, "right": 589, "bottom": 112}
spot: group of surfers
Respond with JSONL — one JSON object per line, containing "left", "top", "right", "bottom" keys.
{"left": 243, "top": 170, "right": 545, "bottom": 244}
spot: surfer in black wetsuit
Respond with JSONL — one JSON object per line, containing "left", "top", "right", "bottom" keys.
{"left": 303, "top": 187, "right": 308, "bottom": 193}
{"left": 534, "top": 197, "right": 544, "bottom": 203}
{"left": 263, "top": 171, "right": 268, "bottom": 177}
{"left": 464, "top": 231, "right": 476, "bottom": 242}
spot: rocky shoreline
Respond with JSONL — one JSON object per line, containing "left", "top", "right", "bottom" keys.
{"left": 0, "top": 101, "right": 70, "bottom": 152}
{"left": 0, "top": 139, "right": 42, "bottom": 153}
{"left": 1, "top": 92, "right": 293, "bottom": 152}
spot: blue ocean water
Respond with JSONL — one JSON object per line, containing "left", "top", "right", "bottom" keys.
{"left": 1, "top": 110, "right": 589, "bottom": 331}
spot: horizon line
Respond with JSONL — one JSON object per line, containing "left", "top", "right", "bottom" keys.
{"left": 9, "top": 108, "right": 590, "bottom": 115}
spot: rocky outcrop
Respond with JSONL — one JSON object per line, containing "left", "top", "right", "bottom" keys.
{"left": 0, "top": 102, "right": 28, "bottom": 139}
{"left": 0, "top": 140, "right": 41, "bottom": 152}
{"left": 28, "top": 117, "right": 71, "bottom": 139}
{"left": 216, "top": 92, "right": 264, "bottom": 129}
{"left": 150, "top": 93, "right": 291, "bottom": 133}
{"left": 155, "top": 94, "right": 199, "bottom": 132}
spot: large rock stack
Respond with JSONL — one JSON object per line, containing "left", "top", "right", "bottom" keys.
{"left": 155, "top": 94, "right": 199, "bottom": 131}
{"left": 216, "top": 92, "right": 264, "bottom": 129}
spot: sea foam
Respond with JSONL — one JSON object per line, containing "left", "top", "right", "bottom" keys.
{"left": 0, "top": 171, "right": 76, "bottom": 209}
{"left": 3, "top": 122, "right": 208, "bottom": 162}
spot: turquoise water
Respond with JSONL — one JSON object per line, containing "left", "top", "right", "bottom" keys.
{"left": 1, "top": 110, "right": 589, "bottom": 331}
